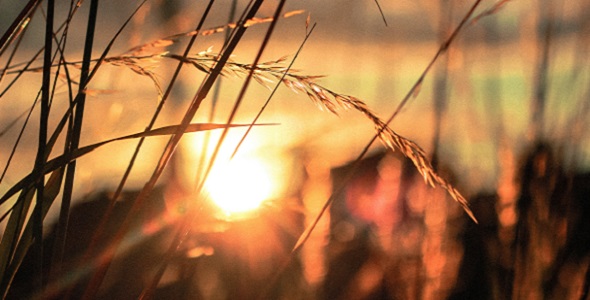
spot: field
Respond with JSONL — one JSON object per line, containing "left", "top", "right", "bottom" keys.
{"left": 0, "top": 0, "right": 589, "bottom": 299}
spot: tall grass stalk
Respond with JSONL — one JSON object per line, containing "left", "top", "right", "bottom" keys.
{"left": 74, "top": 2, "right": 216, "bottom": 294}
{"left": 0, "top": 9, "right": 31, "bottom": 87}
{"left": 0, "top": 0, "right": 40, "bottom": 56}
{"left": 52, "top": 0, "right": 99, "bottom": 279}
{"left": 89, "top": 0, "right": 219, "bottom": 297}
{"left": 0, "top": 1, "right": 147, "bottom": 297}
{"left": 81, "top": 1, "right": 271, "bottom": 297}
{"left": 32, "top": 0, "right": 55, "bottom": 290}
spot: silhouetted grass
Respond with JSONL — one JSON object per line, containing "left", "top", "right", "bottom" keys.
{"left": 0, "top": 0, "right": 588, "bottom": 299}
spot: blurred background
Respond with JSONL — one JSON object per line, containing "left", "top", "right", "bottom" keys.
{"left": 1, "top": 0, "right": 589, "bottom": 299}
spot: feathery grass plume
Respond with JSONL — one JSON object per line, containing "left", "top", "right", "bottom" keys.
{"left": 105, "top": 55, "right": 164, "bottom": 99}
{"left": 301, "top": 85, "right": 476, "bottom": 222}
{"left": 75, "top": 43, "right": 477, "bottom": 221}
{"left": 0, "top": 10, "right": 477, "bottom": 223}
{"left": 126, "top": 9, "right": 304, "bottom": 55}
{"left": 231, "top": 22, "right": 317, "bottom": 159}
{"left": 0, "top": 10, "right": 305, "bottom": 102}
{"left": 151, "top": 50, "right": 477, "bottom": 220}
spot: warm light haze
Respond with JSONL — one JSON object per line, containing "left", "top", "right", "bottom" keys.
{"left": 1, "top": 1, "right": 587, "bottom": 299}
{"left": 204, "top": 156, "right": 275, "bottom": 215}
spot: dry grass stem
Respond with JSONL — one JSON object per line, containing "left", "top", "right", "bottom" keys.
{"left": 126, "top": 9, "right": 304, "bottom": 55}
{"left": 470, "top": 0, "right": 512, "bottom": 25}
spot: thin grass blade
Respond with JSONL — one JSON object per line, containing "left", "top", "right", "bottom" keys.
{"left": 0, "top": 169, "right": 64, "bottom": 298}
{"left": 0, "top": 122, "right": 274, "bottom": 207}
{"left": 0, "top": 0, "right": 40, "bottom": 57}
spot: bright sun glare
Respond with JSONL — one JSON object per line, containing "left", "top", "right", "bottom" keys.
{"left": 205, "top": 157, "right": 275, "bottom": 215}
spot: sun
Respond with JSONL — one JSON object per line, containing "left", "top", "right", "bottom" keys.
{"left": 204, "top": 157, "right": 275, "bottom": 215}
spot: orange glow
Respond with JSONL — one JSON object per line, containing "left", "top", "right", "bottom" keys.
{"left": 185, "top": 130, "right": 287, "bottom": 218}
{"left": 204, "top": 157, "right": 275, "bottom": 215}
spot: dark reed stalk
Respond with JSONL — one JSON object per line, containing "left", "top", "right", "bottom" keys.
{"left": 0, "top": 0, "right": 147, "bottom": 212}
{"left": 0, "top": 0, "right": 40, "bottom": 57}
{"left": 373, "top": 0, "right": 388, "bottom": 26}
{"left": 0, "top": 184, "right": 34, "bottom": 297}
{"left": 31, "top": 0, "right": 55, "bottom": 291}
{"left": 0, "top": 7, "right": 81, "bottom": 267}
{"left": 0, "top": 12, "right": 32, "bottom": 86}
{"left": 51, "top": 0, "right": 99, "bottom": 277}
{"left": 0, "top": 1, "right": 87, "bottom": 98}
{"left": 0, "top": 1, "right": 79, "bottom": 186}
{"left": 0, "top": 1, "right": 148, "bottom": 297}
